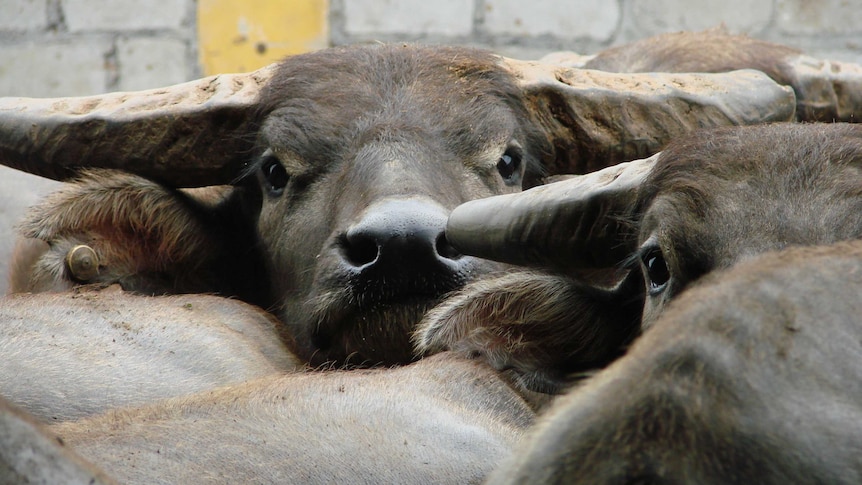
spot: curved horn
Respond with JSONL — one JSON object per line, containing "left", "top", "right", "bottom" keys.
{"left": 500, "top": 57, "right": 795, "bottom": 176}
{"left": 447, "top": 152, "right": 659, "bottom": 270}
{"left": 0, "top": 64, "right": 276, "bottom": 187}
{"left": 581, "top": 30, "right": 862, "bottom": 123}
{"left": 782, "top": 55, "right": 862, "bottom": 122}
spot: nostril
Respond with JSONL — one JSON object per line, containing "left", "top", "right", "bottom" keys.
{"left": 435, "top": 232, "right": 462, "bottom": 260}
{"left": 340, "top": 233, "right": 380, "bottom": 268}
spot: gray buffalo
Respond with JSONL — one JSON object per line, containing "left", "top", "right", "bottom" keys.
{"left": 1, "top": 37, "right": 800, "bottom": 367}
{"left": 492, "top": 240, "right": 862, "bottom": 484}
{"left": 0, "top": 34, "right": 861, "bottom": 484}
{"left": 48, "top": 352, "right": 538, "bottom": 484}
{"left": 582, "top": 28, "right": 862, "bottom": 123}
{"left": 418, "top": 122, "right": 862, "bottom": 482}
{"left": 419, "top": 122, "right": 862, "bottom": 388}
{"left": 0, "top": 396, "right": 116, "bottom": 484}
{"left": 0, "top": 286, "right": 301, "bottom": 422}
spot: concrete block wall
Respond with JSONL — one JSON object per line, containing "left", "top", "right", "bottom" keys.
{"left": 1, "top": 0, "right": 860, "bottom": 98}
{"left": 0, "top": 0, "right": 198, "bottom": 97}
{"left": 331, "top": 0, "right": 862, "bottom": 65}
{"left": 0, "top": 0, "right": 198, "bottom": 294}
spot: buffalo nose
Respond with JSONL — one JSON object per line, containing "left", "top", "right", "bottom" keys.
{"left": 339, "top": 199, "right": 462, "bottom": 272}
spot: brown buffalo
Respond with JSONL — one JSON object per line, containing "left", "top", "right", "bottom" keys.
{"left": 417, "top": 122, "right": 862, "bottom": 481}
{"left": 0, "top": 35, "right": 860, "bottom": 484}
{"left": 1, "top": 40, "right": 795, "bottom": 367}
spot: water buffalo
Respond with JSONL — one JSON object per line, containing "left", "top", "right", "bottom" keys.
{"left": 0, "top": 286, "right": 301, "bottom": 422}
{"left": 0, "top": 41, "right": 796, "bottom": 367}
{"left": 0, "top": 396, "right": 116, "bottom": 484}
{"left": 492, "top": 240, "right": 862, "bottom": 484}
{"left": 419, "top": 122, "right": 862, "bottom": 387}
{"left": 47, "top": 352, "right": 537, "bottom": 484}
{"left": 0, "top": 36, "right": 858, "bottom": 484}
{"left": 417, "top": 122, "right": 862, "bottom": 481}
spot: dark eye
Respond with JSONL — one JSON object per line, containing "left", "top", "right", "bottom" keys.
{"left": 497, "top": 148, "right": 522, "bottom": 185}
{"left": 261, "top": 155, "right": 289, "bottom": 194}
{"left": 642, "top": 248, "right": 670, "bottom": 294}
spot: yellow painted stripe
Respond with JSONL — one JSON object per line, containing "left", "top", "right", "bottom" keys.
{"left": 198, "top": 0, "right": 329, "bottom": 75}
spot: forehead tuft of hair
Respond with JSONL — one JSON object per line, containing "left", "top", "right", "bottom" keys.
{"left": 258, "top": 43, "right": 521, "bottom": 117}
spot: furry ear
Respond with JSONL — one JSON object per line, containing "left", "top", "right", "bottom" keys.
{"left": 415, "top": 269, "right": 644, "bottom": 394}
{"left": 10, "top": 170, "right": 268, "bottom": 303}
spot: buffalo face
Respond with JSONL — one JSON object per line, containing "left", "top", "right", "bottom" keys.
{"left": 249, "top": 45, "right": 546, "bottom": 365}
{"left": 633, "top": 124, "right": 862, "bottom": 326}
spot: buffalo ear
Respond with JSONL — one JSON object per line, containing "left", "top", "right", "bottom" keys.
{"left": 11, "top": 171, "right": 270, "bottom": 304}
{"left": 415, "top": 269, "right": 644, "bottom": 396}
{"left": 0, "top": 65, "right": 276, "bottom": 188}
{"left": 446, "top": 152, "right": 658, "bottom": 271}
{"left": 501, "top": 58, "right": 795, "bottom": 176}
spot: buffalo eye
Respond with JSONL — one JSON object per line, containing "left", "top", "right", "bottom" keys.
{"left": 497, "top": 148, "right": 522, "bottom": 185}
{"left": 261, "top": 154, "right": 289, "bottom": 194}
{"left": 642, "top": 248, "right": 670, "bottom": 294}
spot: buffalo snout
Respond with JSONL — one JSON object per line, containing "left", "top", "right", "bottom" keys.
{"left": 302, "top": 196, "right": 492, "bottom": 366}
{"left": 335, "top": 198, "right": 471, "bottom": 304}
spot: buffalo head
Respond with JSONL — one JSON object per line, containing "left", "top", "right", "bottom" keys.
{"left": 492, "top": 239, "right": 862, "bottom": 484}
{"left": 418, "top": 122, "right": 862, "bottom": 390}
